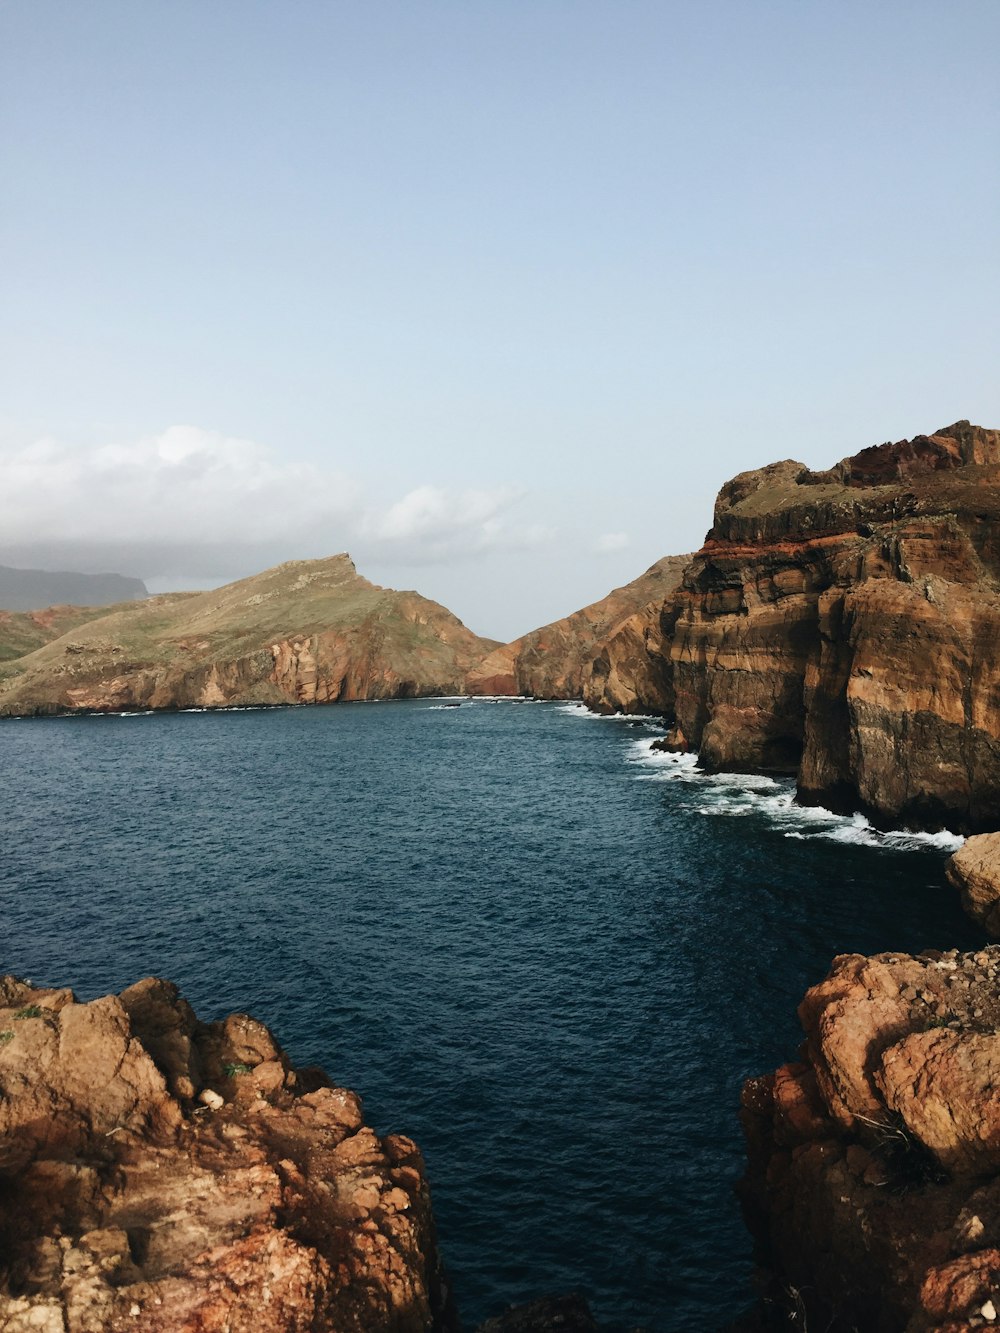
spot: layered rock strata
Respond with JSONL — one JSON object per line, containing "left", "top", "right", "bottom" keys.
{"left": 741, "top": 947, "right": 1000, "bottom": 1332}
{"left": 0, "top": 555, "right": 498, "bottom": 715}
{"left": 0, "top": 974, "right": 452, "bottom": 1332}
{"left": 466, "top": 555, "right": 688, "bottom": 708}
{"left": 640, "top": 422, "right": 1000, "bottom": 831}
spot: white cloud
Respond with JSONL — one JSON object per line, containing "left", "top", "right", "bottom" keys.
{"left": 595, "top": 531, "right": 630, "bottom": 553}
{"left": 0, "top": 426, "right": 552, "bottom": 582}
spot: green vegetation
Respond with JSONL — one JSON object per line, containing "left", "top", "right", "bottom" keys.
{"left": 0, "top": 1030, "right": 14, "bottom": 1044}
{"left": 14, "top": 1005, "right": 42, "bottom": 1019}
{"left": 222, "top": 1061, "right": 253, "bottom": 1077}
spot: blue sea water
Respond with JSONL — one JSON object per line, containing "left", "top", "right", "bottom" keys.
{"left": 0, "top": 699, "right": 984, "bottom": 1330}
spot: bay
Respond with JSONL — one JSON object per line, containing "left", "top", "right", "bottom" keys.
{"left": 0, "top": 700, "right": 983, "bottom": 1329}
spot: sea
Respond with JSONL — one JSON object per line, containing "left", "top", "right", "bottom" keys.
{"left": 0, "top": 698, "right": 982, "bottom": 1330}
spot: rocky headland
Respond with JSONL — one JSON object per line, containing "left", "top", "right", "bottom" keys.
{"left": 0, "top": 554, "right": 498, "bottom": 715}
{"left": 464, "top": 554, "right": 688, "bottom": 706}
{"left": 740, "top": 945, "right": 1000, "bottom": 1332}
{"left": 0, "top": 974, "right": 452, "bottom": 1332}
{"left": 600, "top": 421, "right": 1000, "bottom": 833}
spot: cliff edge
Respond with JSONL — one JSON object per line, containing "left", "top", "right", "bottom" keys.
{"left": 466, "top": 555, "right": 688, "bottom": 708}
{"left": 652, "top": 421, "right": 1000, "bottom": 832}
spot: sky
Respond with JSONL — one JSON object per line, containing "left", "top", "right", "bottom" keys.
{"left": 1, "top": 1, "right": 998, "bottom": 641}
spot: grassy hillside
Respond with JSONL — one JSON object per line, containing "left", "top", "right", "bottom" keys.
{"left": 0, "top": 555, "right": 498, "bottom": 715}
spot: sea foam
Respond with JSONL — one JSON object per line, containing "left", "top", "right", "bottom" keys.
{"left": 623, "top": 735, "right": 964, "bottom": 853}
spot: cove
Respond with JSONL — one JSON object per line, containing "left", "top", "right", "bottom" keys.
{"left": 0, "top": 699, "right": 984, "bottom": 1329}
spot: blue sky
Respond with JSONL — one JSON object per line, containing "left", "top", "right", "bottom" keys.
{"left": 2, "top": 1, "right": 997, "bottom": 638}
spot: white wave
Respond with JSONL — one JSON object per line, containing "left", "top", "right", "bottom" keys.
{"left": 625, "top": 738, "right": 965, "bottom": 853}
{"left": 554, "top": 701, "right": 665, "bottom": 728}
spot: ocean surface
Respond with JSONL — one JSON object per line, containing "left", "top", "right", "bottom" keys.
{"left": 0, "top": 699, "right": 983, "bottom": 1330}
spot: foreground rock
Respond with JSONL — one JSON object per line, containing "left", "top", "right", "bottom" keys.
{"left": 465, "top": 555, "right": 688, "bottom": 708}
{"left": 740, "top": 946, "right": 1000, "bottom": 1331}
{"left": 0, "top": 975, "right": 452, "bottom": 1331}
{"left": 0, "top": 554, "right": 498, "bottom": 715}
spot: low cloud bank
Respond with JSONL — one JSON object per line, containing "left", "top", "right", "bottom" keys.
{"left": 0, "top": 426, "right": 552, "bottom": 585}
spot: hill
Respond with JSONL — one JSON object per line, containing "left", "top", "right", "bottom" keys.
{"left": 0, "top": 554, "right": 498, "bottom": 715}
{"left": 465, "top": 554, "right": 689, "bottom": 703}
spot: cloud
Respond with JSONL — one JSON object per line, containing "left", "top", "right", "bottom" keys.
{"left": 361, "top": 484, "right": 552, "bottom": 561}
{"left": 595, "top": 531, "right": 630, "bottom": 553}
{"left": 0, "top": 426, "right": 551, "bottom": 583}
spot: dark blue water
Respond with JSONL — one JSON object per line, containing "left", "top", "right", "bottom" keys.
{"left": 0, "top": 700, "right": 984, "bottom": 1330}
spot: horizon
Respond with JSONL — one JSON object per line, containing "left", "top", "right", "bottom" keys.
{"left": 2, "top": 2, "right": 998, "bottom": 640}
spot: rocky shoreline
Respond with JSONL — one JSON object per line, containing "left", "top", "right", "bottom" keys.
{"left": 739, "top": 945, "right": 1000, "bottom": 1331}
{"left": 0, "top": 975, "right": 453, "bottom": 1332}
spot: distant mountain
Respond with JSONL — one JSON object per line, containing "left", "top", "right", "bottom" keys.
{"left": 0, "top": 554, "right": 499, "bottom": 715}
{"left": 0, "top": 564, "right": 147, "bottom": 613}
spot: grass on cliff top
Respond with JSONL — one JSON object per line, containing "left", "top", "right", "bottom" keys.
{"left": 0, "top": 603, "right": 137, "bottom": 663}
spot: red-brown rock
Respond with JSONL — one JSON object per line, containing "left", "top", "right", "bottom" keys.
{"left": 465, "top": 556, "right": 688, "bottom": 709}
{"left": 740, "top": 946, "right": 1000, "bottom": 1331}
{"left": 616, "top": 421, "right": 1000, "bottom": 831}
{"left": 0, "top": 976, "right": 452, "bottom": 1332}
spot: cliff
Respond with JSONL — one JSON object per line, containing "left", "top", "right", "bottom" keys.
{"left": 0, "top": 974, "right": 452, "bottom": 1332}
{"left": 740, "top": 946, "right": 1000, "bottom": 1332}
{"left": 0, "top": 564, "right": 148, "bottom": 612}
{"left": 0, "top": 554, "right": 499, "bottom": 715}
{"left": 465, "top": 555, "right": 688, "bottom": 706}
{"left": 641, "top": 421, "right": 1000, "bottom": 832}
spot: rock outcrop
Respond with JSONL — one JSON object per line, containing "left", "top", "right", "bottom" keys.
{"left": 0, "top": 974, "right": 452, "bottom": 1332}
{"left": 627, "top": 422, "right": 1000, "bottom": 831}
{"left": 465, "top": 556, "right": 688, "bottom": 708}
{"left": 947, "top": 836, "right": 1000, "bottom": 937}
{"left": 0, "top": 555, "right": 498, "bottom": 715}
{"left": 741, "top": 946, "right": 1000, "bottom": 1332}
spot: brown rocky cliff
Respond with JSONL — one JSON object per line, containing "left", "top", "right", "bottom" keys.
{"left": 0, "top": 975, "right": 452, "bottom": 1332}
{"left": 656, "top": 422, "right": 1000, "bottom": 831}
{"left": 740, "top": 947, "right": 1000, "bottom": 1332}
{"left": 466, "top": 555, "right": 688, "bottom": 707}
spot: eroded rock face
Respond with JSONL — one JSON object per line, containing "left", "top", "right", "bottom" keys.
{"left": 740, "top": 947, "right": 1000, "bottom": 1331}
{"left": 0, "top": 975, "right": 452, "bottom": 1332}
{"left": 466, "top": 556, "right": 688, "bottom": 709}
{"left": 657, "top": 422, "right": 1000, "bottom": 829}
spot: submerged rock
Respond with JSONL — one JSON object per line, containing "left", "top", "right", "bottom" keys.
{"left": 0, "top": 975, "right": 452, "bottom": 1331}
{"left": 740, "top": 947, "right": 1000, "bottom": 1331}
{"left": 476, "top": 1294, "right": 600, "bottom": 1332}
